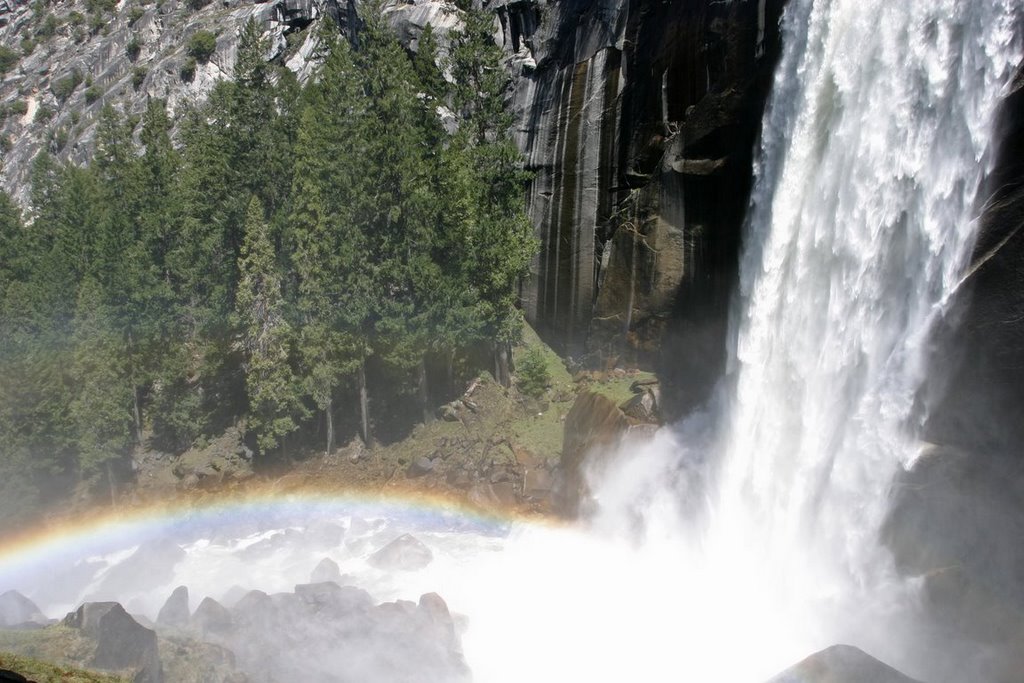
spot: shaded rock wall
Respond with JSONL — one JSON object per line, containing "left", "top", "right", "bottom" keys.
{"left": 506, "top": 0, "right": 785, "bottom": 414}
{"left": 925, "top": 63, "right": 1024, "bottom": 456}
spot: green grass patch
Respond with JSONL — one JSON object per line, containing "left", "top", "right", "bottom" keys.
{"left": 0, "top": 627, "right": 127, "bottom": 682}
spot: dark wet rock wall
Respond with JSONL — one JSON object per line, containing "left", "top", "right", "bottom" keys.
{"left": 508, "top": 0, "right": 786, "bottom": 415}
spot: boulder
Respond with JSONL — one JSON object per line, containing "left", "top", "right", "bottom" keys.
{"left": 191, "top": 597, "right": 233, "bottom": 639}
{"left": 293, "top": 582, "right": 373, "bottom": 617}
{"left": 619, "top": 381, "right": 661, "bottom": 423}
{"left": 559, "top": 391, "right": 634, "bottom": 516}
{"left": 367, "top": 534, "right": 433, "bottom": 571}
{"left": 63, "top": 601, "right": 120, "bottom": 636}
{"left": 65, "top": 602, "right": 162, "bottom": 683}
{"left": 467, "top": 481, "right": 518, "bottom": 509}
{"left": 0, "top": 590, "right": 47, "bottom": 628}
{"left": 156, "top": 585, "right": 190, "bottom": 630}
{"left": 93, "top": 604, "right": 162, "bottom": 683}
{"left": 766, "top": 645, "right": 921, "bottom": 683}
{"left": 406, "top": 455, "right": 435, "bottom": 478}
{"left": 310, "top": 557, "right": 343, "bottom": 584}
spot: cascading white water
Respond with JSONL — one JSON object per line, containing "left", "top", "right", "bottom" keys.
{"left": 714, "top": 0, "right": 1023, "bottom": 581}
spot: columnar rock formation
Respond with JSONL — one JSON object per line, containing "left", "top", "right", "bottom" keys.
{"left": 495, "top": 0, "right": 785, "bottom": 413}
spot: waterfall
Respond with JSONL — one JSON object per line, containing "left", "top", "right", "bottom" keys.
{"left": 580, "top": 0, "right": 1024, "bottom": 680}
{"left": 712, "top": 0, "right": 1021, "bottom": 582}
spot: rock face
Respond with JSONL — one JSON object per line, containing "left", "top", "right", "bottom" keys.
{"left": 883, "top": 444, "right": 1024, "bottom": 677}
{"left": 64, "top": 602, "right": 163, "bottom": 683}
{"left": 0, "top": 590, "right": 47, "bottom": 628}
{"left": 0, "top": 0, "right": 352, "bottom": 204}
{"left": 559, "top": 390, "right": 642, "bottom": 516}
{"left": 507, "top": 0, "right": 785, "bottom": 414}
{"left": 766, "top": 645, "right": 921, "bottom": 683}
{"left": 926, "top": 60, "right": 1024, "bottom": 456}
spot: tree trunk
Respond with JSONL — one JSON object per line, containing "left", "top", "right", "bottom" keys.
{"left": 132, "top": 386, "right": 144, "bottom": 447}
{"left": 358, "top": 361, "right": 371, "bottom": 446}
{"left": 446, "top": 350, "right": 455, "bottom": 398}
{"left": 418, "top": 356, "right": 433, "bottom": 424}
{"left": 325, "top": 395, "right": 334, "bottom": 457}
{"left": 105, "top": 459, "right": 117, "bottom": 506}
{"left": 495, "top": 342, "right": 511, "bottom": 388}
{"left": 127, "top": 331, "right": 144, "bottom": 447}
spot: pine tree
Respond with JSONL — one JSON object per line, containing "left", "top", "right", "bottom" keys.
{"left": 69, "top": 277, "right": 134, "bottom": 501}
{"left": 447, "top": 5, "right": 536, "bottom": 384}
{"left": 235, "top": 197, "right": 302, "bottom": 454}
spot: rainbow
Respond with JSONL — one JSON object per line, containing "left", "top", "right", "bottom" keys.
{"left": 0, "top": 485, "right": 555, "bottom": 598}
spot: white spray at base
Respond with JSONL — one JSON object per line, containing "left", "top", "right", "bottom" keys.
{"left": 448, "top": 1, "right": 1024, "bottom": 681}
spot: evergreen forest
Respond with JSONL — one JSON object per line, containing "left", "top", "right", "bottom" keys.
{"left": 0, "top": 7, "right": 536, "bottom": 522}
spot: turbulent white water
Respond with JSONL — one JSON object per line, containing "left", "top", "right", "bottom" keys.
{"left": 3, "top": 2, "right": 1023, "bottom": 682}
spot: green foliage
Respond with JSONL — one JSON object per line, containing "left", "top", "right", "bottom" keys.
{"left": 516, "top": 346, "right": 551, "bottom": 398}
{"left": 187, "top": 0, "right": 212, "bottom": 8}
{"left": 235, "top": 197, "right": 302, "bottom": 453}
{"left": 126, "top": 36, "right": 142, "bottom": 61}
{"left": 0, "top": 5, "right": 538, "bottom": 508}
{"left": 36, "top": 13, "right": 59, "bottom": 38}
{"left": 86, "top": 0, "right": 118, "bottom": 14}
{"left": 187, "top": 29, "right": 217, "bottom": 63}
{"left": 51, "top": 69, "right": 84, "bottom": 103}
{"left": 128, "top": 5, "right": 144, "bottom": 24}
{"left": 35, "top": 103, "right": 54, "bottom": 123}
{"left": 132, "top": 66, "right": 147, "bottom": 89}
{"left": 9, "top": 99, "right": 28, "bottom": 116}
{"left": 21, "top": 38, "right": 35, "bottom": 56}
{"left": 180, "top": 57, "right": 196, "bottom": 81}
{"left": 0, "top": 45, "right": 19, "bottom": 74}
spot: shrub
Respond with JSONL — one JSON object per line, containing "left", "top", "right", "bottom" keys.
{"left": 126, "top": 36, "right": 142, "bottom": 61}
{"left": 85, "top": 84, "right": 102, "bottom": 103}
{"left": 180, "top": 57, "right": 196, "bottom": 82}
{"left": 132, "top": 66, "right": 147, "bottom": 89}
{"left": 128, "top": 6, "right": 144, "bottom": 24}
{"left": 35, "top": 103, "right": 54, "bottom": 123}
{"left": 516, "top": 346, "right": 551, "bottom": 399}
{"left": 36, "top": 13, "right": 59, "bottom": 37}
{"left": 9, "top": 99, "right": 28, "bottom": 116}
{"left": 20, "top": 38, "right": 35, "bottom": 56}
{"left": 0, "top": 45, "right": 18, "bottom": 74}
{"left": 187, "top": 30, "right": 217, "bottom": 63}
{"left": 51, "top": 69, "right": 83, "bottom": 102}
{"left": 186, "top": 0, "right": 211, "bottom": 8}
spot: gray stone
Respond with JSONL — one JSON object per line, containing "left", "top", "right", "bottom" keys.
{"left": 310, "top": 557, "right": 342, "bottom": 584}
{"left": 766, "top": 645, "right": 921, "bottom": 683}
{"left": 155, "top": 585, "right": 190, "bottom": 630}
{"left": 367, "top": 533, "right": 433, "bottom": 571}
{"left": 0, "top": 590, "right": 47, "bottom": 628}
{"left": 92, "top": 604, "right": 163, "bottom": 683}
{"left": 65, "top": 602, "right": 162, "bottom": 683}
{"left": 406, "top": 455, "right": 435, "bottom": 478}
{"left": 191, "top": 596, "right": 233, "bottom": 639}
